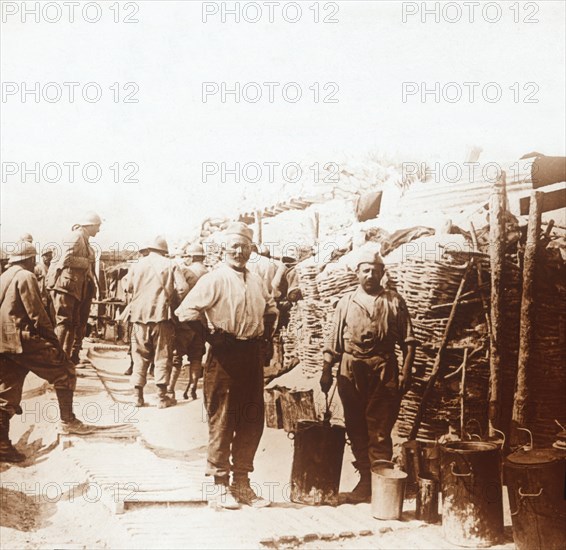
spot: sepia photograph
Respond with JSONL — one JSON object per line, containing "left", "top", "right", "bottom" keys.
{"left": 1, "top": 1, "right": 565, "bottom": 549}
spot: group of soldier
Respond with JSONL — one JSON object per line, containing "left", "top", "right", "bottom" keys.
{"left": 0, "top": 213, "right": 417, "bottom": 509}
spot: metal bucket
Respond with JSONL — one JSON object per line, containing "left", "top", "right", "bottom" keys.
{"left": 402, "top": 440, "right": 440, "bottom": 484}
{"left": 371, "top": 461, "right": 408, "bottom": 520}
{"left": 440, "top": 441, "right": 504, "bottom": 547}
{"left": 416, "top": 473, "right": 440, "bottom": 523}
{"left": 290, "top": 420, "right": 346, "bottom": 505}
{"left": 504, "top": 448, "right": 566, "bottom": 550}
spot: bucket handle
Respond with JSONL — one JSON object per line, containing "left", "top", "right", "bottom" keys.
{"left": 517, "top": 427, "right": 534, "bottom": 451}
{"left": 492, "top": 428, "right": 506, "bottom": 447}
{"left": 450, "top": 462, "right": 472, "bottom": 478}
{"left": 464, "top": 418, "right": 483, "bottom": 440}
{"left": 518, "top": 487, "right": 543, "bottom": 498}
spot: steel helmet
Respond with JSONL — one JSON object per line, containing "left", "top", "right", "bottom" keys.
{"left": 140, "top": 236, "right": 169, "bottom": 255}
{"left": 185, "top": 242, "right": 205, "bottom": 257}
{"left": 77, "top": 211, "right": 103, "bottom": 226}
{"left": 8, "top": 241, "right": 37, "bottom": 263}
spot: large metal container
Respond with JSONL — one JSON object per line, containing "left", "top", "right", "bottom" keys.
{"left": 402, "top": 439, "right": 440, "bottom": 483}
{"left": 504, "top": 448, "right": 566, "bottom": 550}
{"left": 290, "top": 420, "right": 346, "bottom": 505}
{"left": 440, "top": 441, "right": 504, "bottom": 547}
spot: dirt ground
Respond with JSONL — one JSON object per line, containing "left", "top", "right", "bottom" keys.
{"left": 0, "top": 345, "right": 517, "bottom": 550}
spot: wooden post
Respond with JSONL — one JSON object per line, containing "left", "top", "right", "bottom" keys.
{"left": 255, "top": 210, "right": 263, "bottom": 244}
{"left": 313, "top": 211, "right": 320, "bottom": 242}
{"left": 488, "top": 171, "right": 506, "bottom": 436}
{"left": 459, "top": 348, "right": 469, "bottom": 440}
{"left": 511, "top": 191, "right": 542, "bottom": 442}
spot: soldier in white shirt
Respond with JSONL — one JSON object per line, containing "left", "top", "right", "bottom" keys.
{"left": 175, "top": 223, "right": 277, "bottom": 510}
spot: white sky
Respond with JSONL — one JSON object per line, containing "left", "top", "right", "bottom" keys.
{"left": 1, "top": 0, "right": 565, "bottom": 248}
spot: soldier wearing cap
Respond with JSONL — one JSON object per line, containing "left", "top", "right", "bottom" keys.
{"left": 47, "top": 211, "right": 102, "bottom": 363}
{"left": 0, "top": 242, "right": 95, "bottom": 462}
{"left": 126, "top": 236, "right": 188, "bottom": 408}
{"left": 320, "top": 247, "right": 418, "bottom": 503}
{"left": 168, "top": 242, "right": 209, "bottom": 401}
{"left": 175, "top": 222, "right": 278, "bottom": 509}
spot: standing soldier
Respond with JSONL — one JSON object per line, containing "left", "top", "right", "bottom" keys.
{"left": 1, "top": 242, "right": 95, "bottom": 462}
{"left": 320, "top": 248, "right": 418, "bottom": 503}
{"left": 175, "top": 222, "right": 278, "bottom": 509}
{"left": 127, "top": 236, "right": 187, "bottom": 408}
{"left": 168, "top": 242, "right": 208, "bottom": 401}
{"left": 34, "top": 248, "right": 56, "bottom": 324}
{"left": 47, "top": 212, "right": 102, "bottom": 363}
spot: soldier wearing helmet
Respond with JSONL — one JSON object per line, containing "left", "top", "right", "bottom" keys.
{"left": 46, "top": 211, "right": 102, "bottom": 363}
{"left": 0, "top": 242, "right": 95, "bottom": 462}
{"left": 168, "top": 241, "right": 209, "bottom": 401}
{"left": 125, "top": 236, "right": 188, "bottom": 409}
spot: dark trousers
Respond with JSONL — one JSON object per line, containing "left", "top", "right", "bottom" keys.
{"left": 71, "top": 282, "right": 95, "bottom": 360}
{"left": 0, "top": 336, "right": 76, "bottom": 417}
{"left": 204, "top": 340, "right": 264, "bottom": 478}
{"left": 337, "top": 352, "right": 402, "bottom": 472}
{"left": 51, "top": 291, "right": 81, "bottom": 357}
{"left": 172, "top": 323, "right": 205, "bottom": 368}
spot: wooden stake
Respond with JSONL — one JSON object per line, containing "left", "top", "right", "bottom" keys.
{"left": 488, "top": 171, "right": 507, "bottom": 436}
{"left": 255, "top": 210, "right": 263, "bottom": 244}
{"left": 511, "top": 191, "right": 542, "bottom": 441}
{"left": 460, "top": 348, "right": 469, "bottom": 440}
{"left": 313, "top": 211, "right": 320, "bottom": 242}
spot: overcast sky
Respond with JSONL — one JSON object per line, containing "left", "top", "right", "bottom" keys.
{"left": 1, "top": 0, "right": 565, "bottom": 248}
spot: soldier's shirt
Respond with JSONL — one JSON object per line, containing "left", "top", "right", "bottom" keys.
{"left": 127, "top": 252, "right": 188, "bottom": 324}
{"left": 175, "top": 264, "right": 277, "bottom": 340}
{"left": 324, "top": 287, "right": 418, "bottom": 363}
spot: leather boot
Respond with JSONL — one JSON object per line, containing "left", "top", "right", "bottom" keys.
{"left": 55, "top": 389, "right": 96, "bottom": 435}
{"left": 231, "top": 474, "right": 270, "bottom": 508}
{"left": 134, "top": 386, "right": 145, "bottom": 407}
{"left": 167, "top": 366, "right": 181, "bottom": 401}
{"left": 345, "top": 469, "right": 372, "bottom": 504}
{"left": 0, "top": 411, "right": 26, "bottom": 463}
{"left": 157, "top": 385, "right": 174, "bottom": 409}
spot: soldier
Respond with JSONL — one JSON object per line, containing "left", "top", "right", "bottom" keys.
{"left": 175, "top": 222, "right": 278, "bottom": 509}
{"left": 320, "top": 248, "right": 418, "bottom": 503}
{"left": 126, "top": 236, "right": 188, "bottom": 408}
{"left": 168, "top": 242, "right": 208, "bottom": 401}
{"left": 47, "top": 212, "right": 101, "bottom": 364}
{"left": 0, "top": 242, "right": 95, "bottom": 462}
{"left": 34, "top": 247, "right": 56, "bottom": 324}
